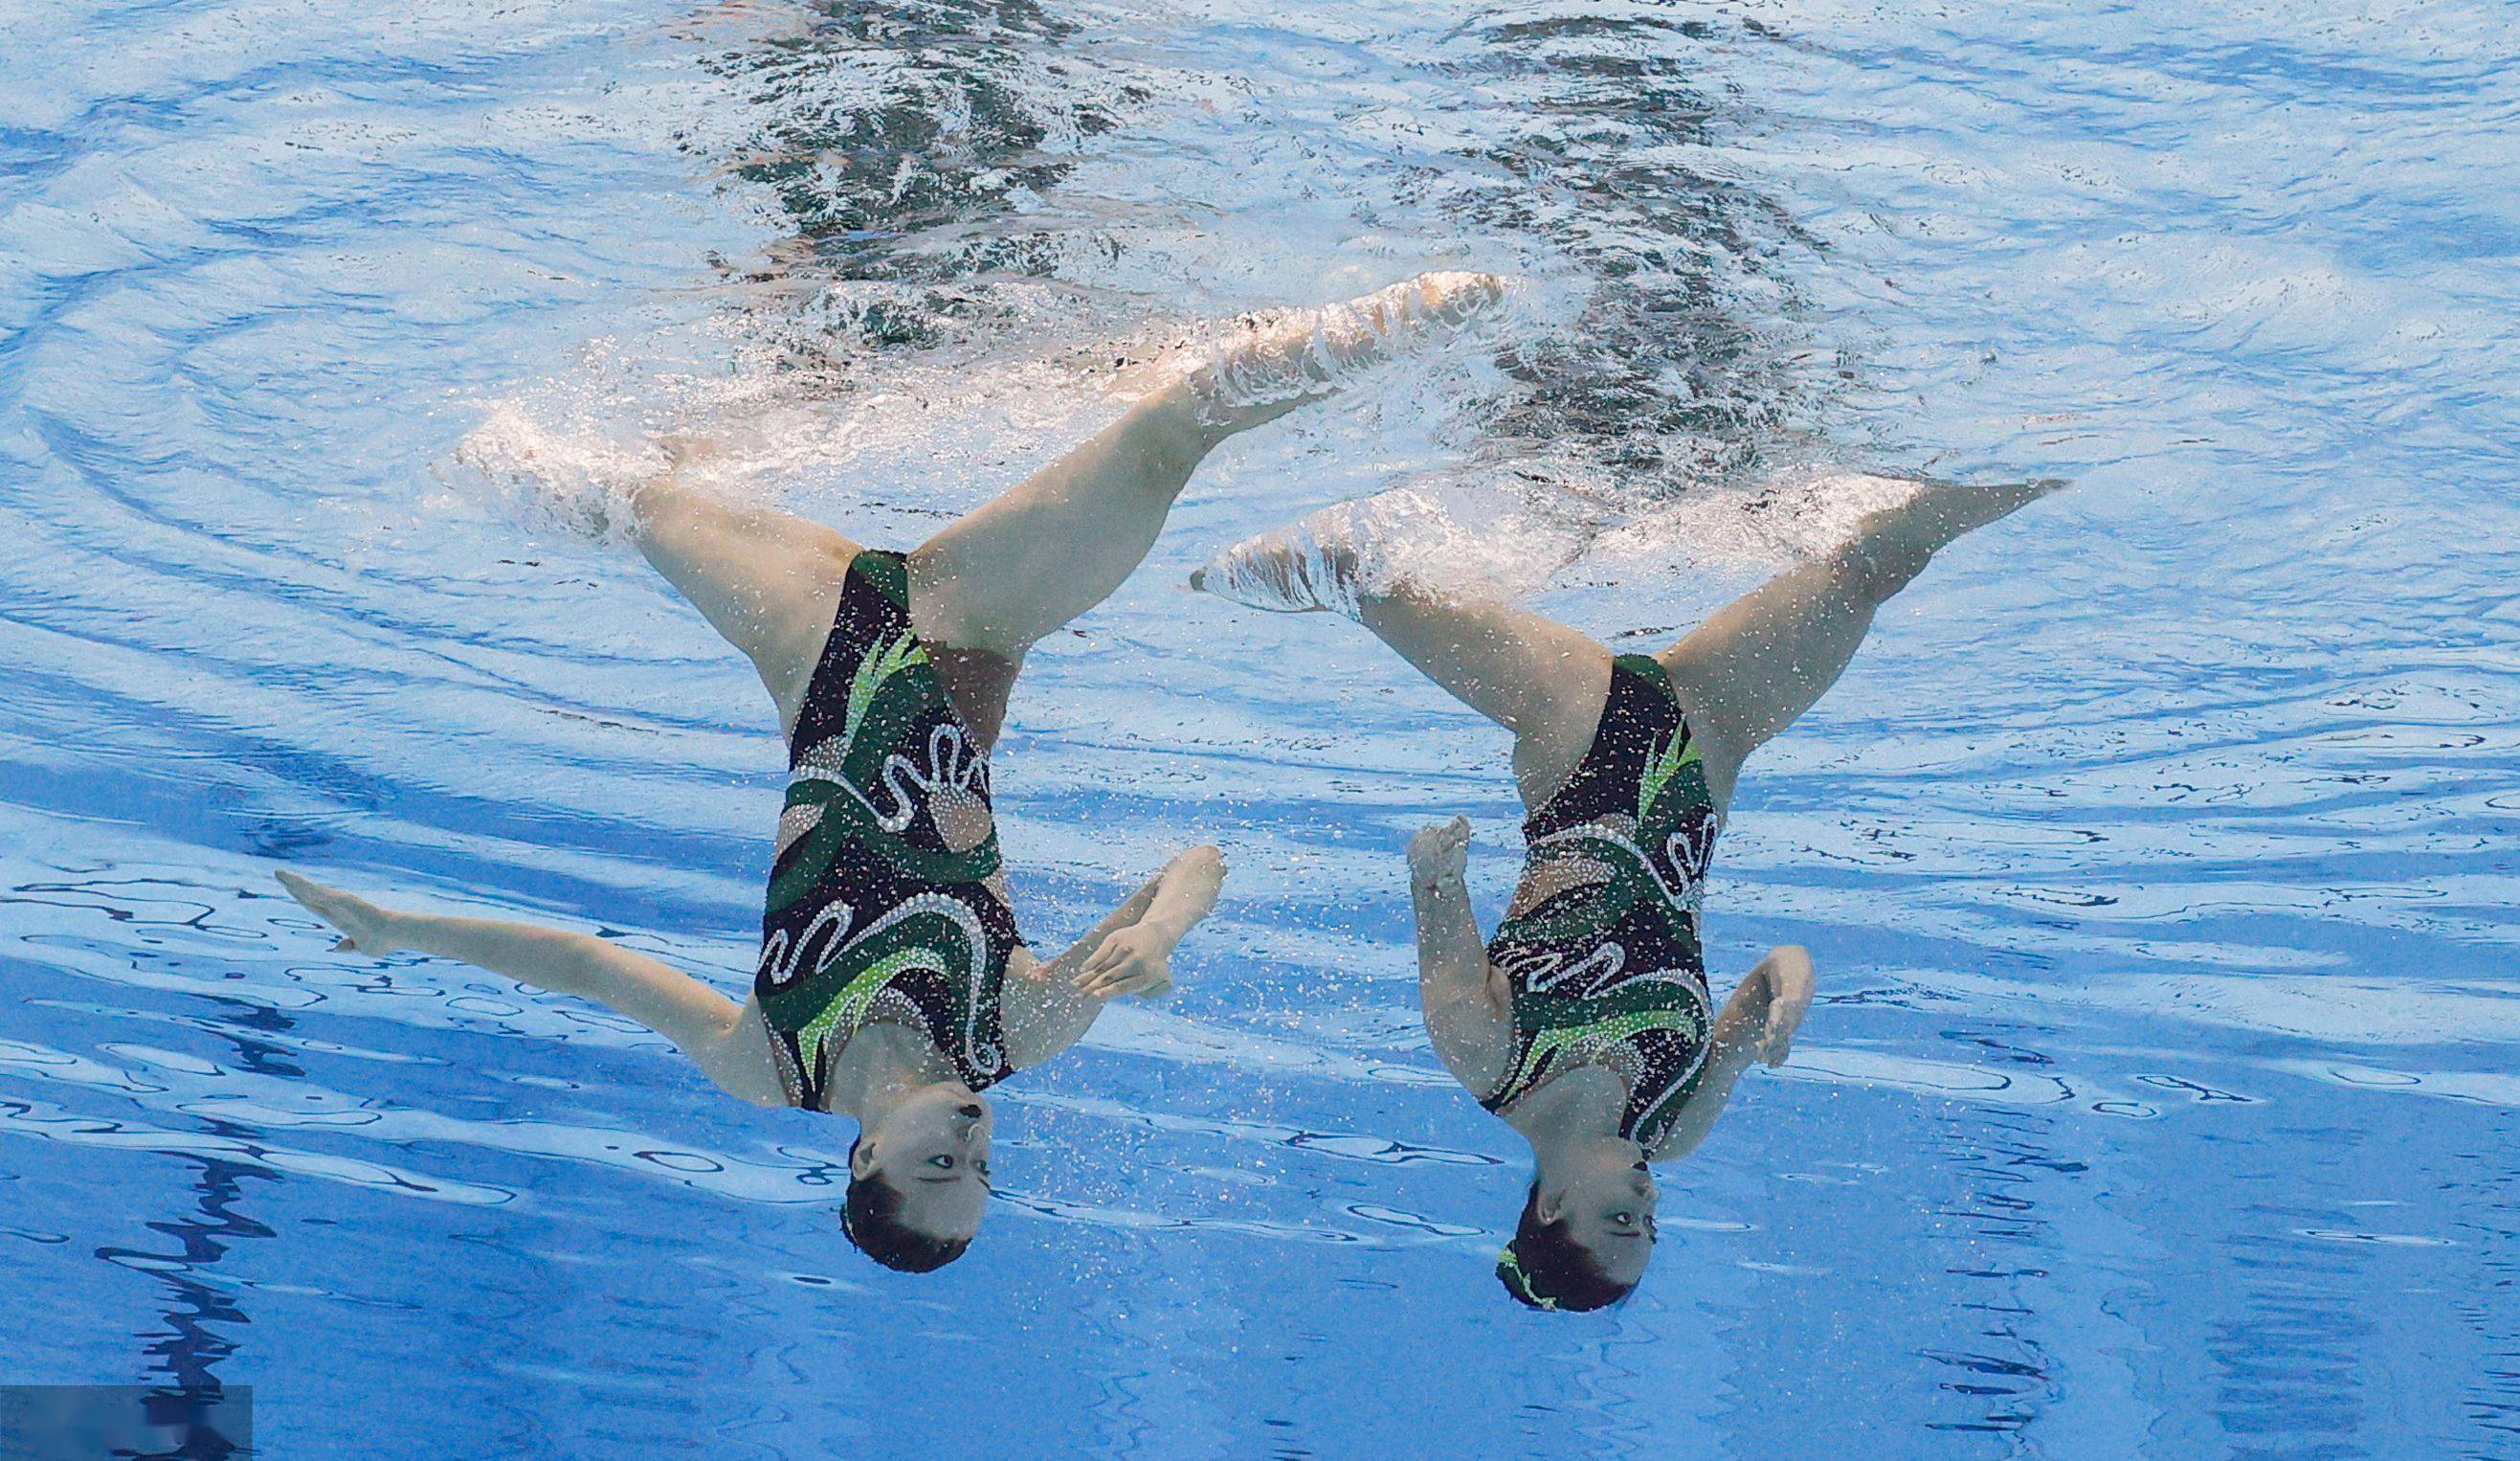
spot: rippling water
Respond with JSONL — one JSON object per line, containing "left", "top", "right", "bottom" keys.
{"left": 4, "top": 0, "right": 2515, "bottom": 1454}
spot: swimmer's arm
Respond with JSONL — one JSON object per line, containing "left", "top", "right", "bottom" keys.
{"left": 1410, "top": 819, "right": 1511, "bottom": 1091}
{"left": 1073, "top": 844, "right": 1227, "bottom": 1000}
{"left": 1650, "top": 945, "right": 1814, "bottom": 1161}
{"left": 273, "top": 870, "right": 786, "bottom": 1107}
{"left": 999, "top": 846, "right": 1228, "bottom": 1067}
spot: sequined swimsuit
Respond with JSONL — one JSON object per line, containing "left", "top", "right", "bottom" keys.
{"left": 753, "top": 551, "right": 1023, "bottom": 1112}
{"left": 1479, "top": 655, "right": 1721, "bottom": 1150}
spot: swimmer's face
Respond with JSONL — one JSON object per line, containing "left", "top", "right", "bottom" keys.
{"left": 859, "top": 1086, "right": 993, "bottom": 1241}
{"left": 1541, "top": 1153, "right": 1659, "bottom": 1288}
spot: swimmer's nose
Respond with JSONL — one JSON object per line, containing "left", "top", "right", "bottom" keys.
{"left": 957, "top": 1102, "right": 984, "bottom": 1119}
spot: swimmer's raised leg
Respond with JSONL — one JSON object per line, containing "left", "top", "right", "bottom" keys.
{"left": 906, "top": 272, "right": 1506, "bottom": 660}
{"left": 1194, "top": 474, "right": 2061, "bottom": 809}
{"left": 619, "top": 449, "right": 860, "bottom": 738}
{"left": 1193, "top": 511, "right": 1612, "bottom": 810}
{"left": 1656, "top": 476, "right": 2063, "bottom": 800}
{"left": 455, "top": 416, "right": 859, "bottom": 740}
{"left": 1355, "top": 585, "right": 1615, "bottom": 813}
{"left": 468, "top": 273, "right": 1504, "bottom": 741}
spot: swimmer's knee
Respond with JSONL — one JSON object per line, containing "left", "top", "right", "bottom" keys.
{"left": 1829, "top": 537, "right": 1930, "bottom": 603}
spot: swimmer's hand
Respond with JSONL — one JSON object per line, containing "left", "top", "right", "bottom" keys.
{"left": 1407, "top": 816, "right": 1472, "bottom": 889}
{"left": 274, "top": 869, "right": 408, "bottom": 956}
{"left": 1076, "top": 922, "right": 1175, "bottom": 1001}
{"left": 1074, "top": 844, "right": 1227, "bottom": 1001}
{"left": 1718, "top": 945, "right": 1815, "bottom": 1067}
{"left": 1754, "top": 947, "right": 1815, "bottom": 1065}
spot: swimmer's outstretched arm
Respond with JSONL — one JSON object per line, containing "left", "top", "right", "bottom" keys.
{"left": 273, "top": 870, "right": 786, "bottom": 1107}
{"left": 1647, "top": 945, "right": 1815, "bottom": 1161}
{"left": 1408, "top": 818, "right": 1513, "bottom": 1091}
{"left": 998, "top": 846, "right": 1228, "bottom": 1068}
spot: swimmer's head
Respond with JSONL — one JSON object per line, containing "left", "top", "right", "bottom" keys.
{"left": 1497, "top": 1145, "right": 1655, "bottom": 1311}
{"left": 843, "top": 1084, "right": 992, "bottom": 1272}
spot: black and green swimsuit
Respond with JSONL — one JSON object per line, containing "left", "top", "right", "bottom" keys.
{"left": 1479, "top": 654, "right": 1721, "bottom": 1152}
{"left": 753, "top": 550, "right": 1023, "bottom": 1112}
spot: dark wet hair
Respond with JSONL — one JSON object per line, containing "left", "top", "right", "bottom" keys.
{"left": 842, "top": 1138, "right": 971, "bottom": 1274}
{"left": 1495, "top": 1181, "right": 1638, "bottom": 1313}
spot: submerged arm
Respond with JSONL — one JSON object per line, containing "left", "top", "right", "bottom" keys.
{"left": 1409, "top": 818, "right": 1512, "bottom": 1093}
{"left": 999, "top": 846, "right": 1228, "bottom": 1068}
{"left": 274, "top": 869, "right": 784, "bottom": 1107}
{"left": 1649, "top": 944, "right": 1815, "bottom": 1161}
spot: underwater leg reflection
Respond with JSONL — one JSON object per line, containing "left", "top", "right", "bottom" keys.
{"left": 272, "top": 274, "right": 1505, "bottom": 1274}
{"left": 1199, "top": 473, "right": 2060, "bottom": 1310}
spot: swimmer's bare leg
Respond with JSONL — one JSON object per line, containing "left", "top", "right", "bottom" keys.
{"left": 1196, "top": 519, "right": 1613, "bottom": 810}
{"left": 275, "top": 870, "right": 786, "bottom": 1107}
{"left": 621, "top": 457, "right": 859, "bottom": 739}
{"left": 1656, "top": 477, "right": 2063, "bottom": 799}
{"left": 1353, "top": 585, "right": 1615, "bottom": 812}
{"left": 905, "top": 273, "right": 1506, "bottom": 663}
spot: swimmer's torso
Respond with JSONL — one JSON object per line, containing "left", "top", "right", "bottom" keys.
{"left": 754, "top": 550, "right": 1024, "bottom": 1111}
{"left": 1481, "top": 654, "right": 1721, "bottom": 1151}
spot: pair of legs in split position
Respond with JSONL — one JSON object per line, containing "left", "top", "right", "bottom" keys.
{"left": 1191, "top": 473, "right": 2055, "bottom": 1309}
{"left": 278, "top": 273, "right": 1508, "bottom": 1274}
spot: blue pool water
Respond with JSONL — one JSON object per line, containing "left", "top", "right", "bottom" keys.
{"left": 3, "top": 0, "right": 2515, "bottom": 1454}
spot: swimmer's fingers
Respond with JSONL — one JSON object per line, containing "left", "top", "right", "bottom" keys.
{"left": 1078, "top": 959, "right": 1167, "bottom": 1000}
{"left": 1078, "top": 933, "right": 1130, "bottom": 980}
{"left": 1079, "top": 954, "right": 1170, "bottom": 1000}
{"left": 1074, "top": 927, "right": 1172, "bottom": 1000}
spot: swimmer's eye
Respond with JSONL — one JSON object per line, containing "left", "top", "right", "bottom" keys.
{"left": 928, "top": 1155, "right": 954, "bottom": 1171}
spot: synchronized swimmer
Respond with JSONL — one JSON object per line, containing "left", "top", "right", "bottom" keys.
{"left": 279, "top": 273, "right": 1505, "bottom": 1273}
{"left": 1195, "top": 473, "right": 2055, "bottom": 1308}
{"left": 278, "top": 271, "right": 2058, "bottom": 1299}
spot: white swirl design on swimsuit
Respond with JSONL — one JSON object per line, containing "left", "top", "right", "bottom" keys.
{"left": 877, "top": 723, "right": 992, "bottom": 846}
{"left": 1528, "top": 820, "right": 1699, "bottom": 920}
{"left": 1662, "top": 812, "right": 1722, "bottom": 911}
{"left": 851, "top": 892, "right": 1003, "bottom": 1077}
{"left": 1528, "top": 939, "right": 1624, "bottom": 996}
{"left": 759, "top": 892, "right": 1002, "bottom": 1078}
{"left": 755, "top": 898, "right": 856, "bottom": 991}
{"left": 787, "top": 723, "right": 992, "bottom": 846}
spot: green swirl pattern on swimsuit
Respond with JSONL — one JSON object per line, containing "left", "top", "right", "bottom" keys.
{"left": 1482, "top": 655, "right": 1721, "bottom": 1151}
{"left": 754, "top": 550, "right": 1022, "bottom": 1110}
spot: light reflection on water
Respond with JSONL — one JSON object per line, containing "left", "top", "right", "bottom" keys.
{"left": 1, "top": 0, "right": 2515, "bottom": 1454}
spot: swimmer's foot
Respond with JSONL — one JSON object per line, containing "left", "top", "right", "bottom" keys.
{"left": 1887, "top": 475, "right": 2066, "bottom": 547}
{"left": 1838, "top": 474, "right": 2065, "bottom": 593}
{"left": 454, "top": 405, "right": 661, "bottom": 544}
{"left": 1179, "top": 271, "right": 1509, "bottom": 435}
{"left": 1190, "top": 503, "right": 1369, "bottom": 619}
